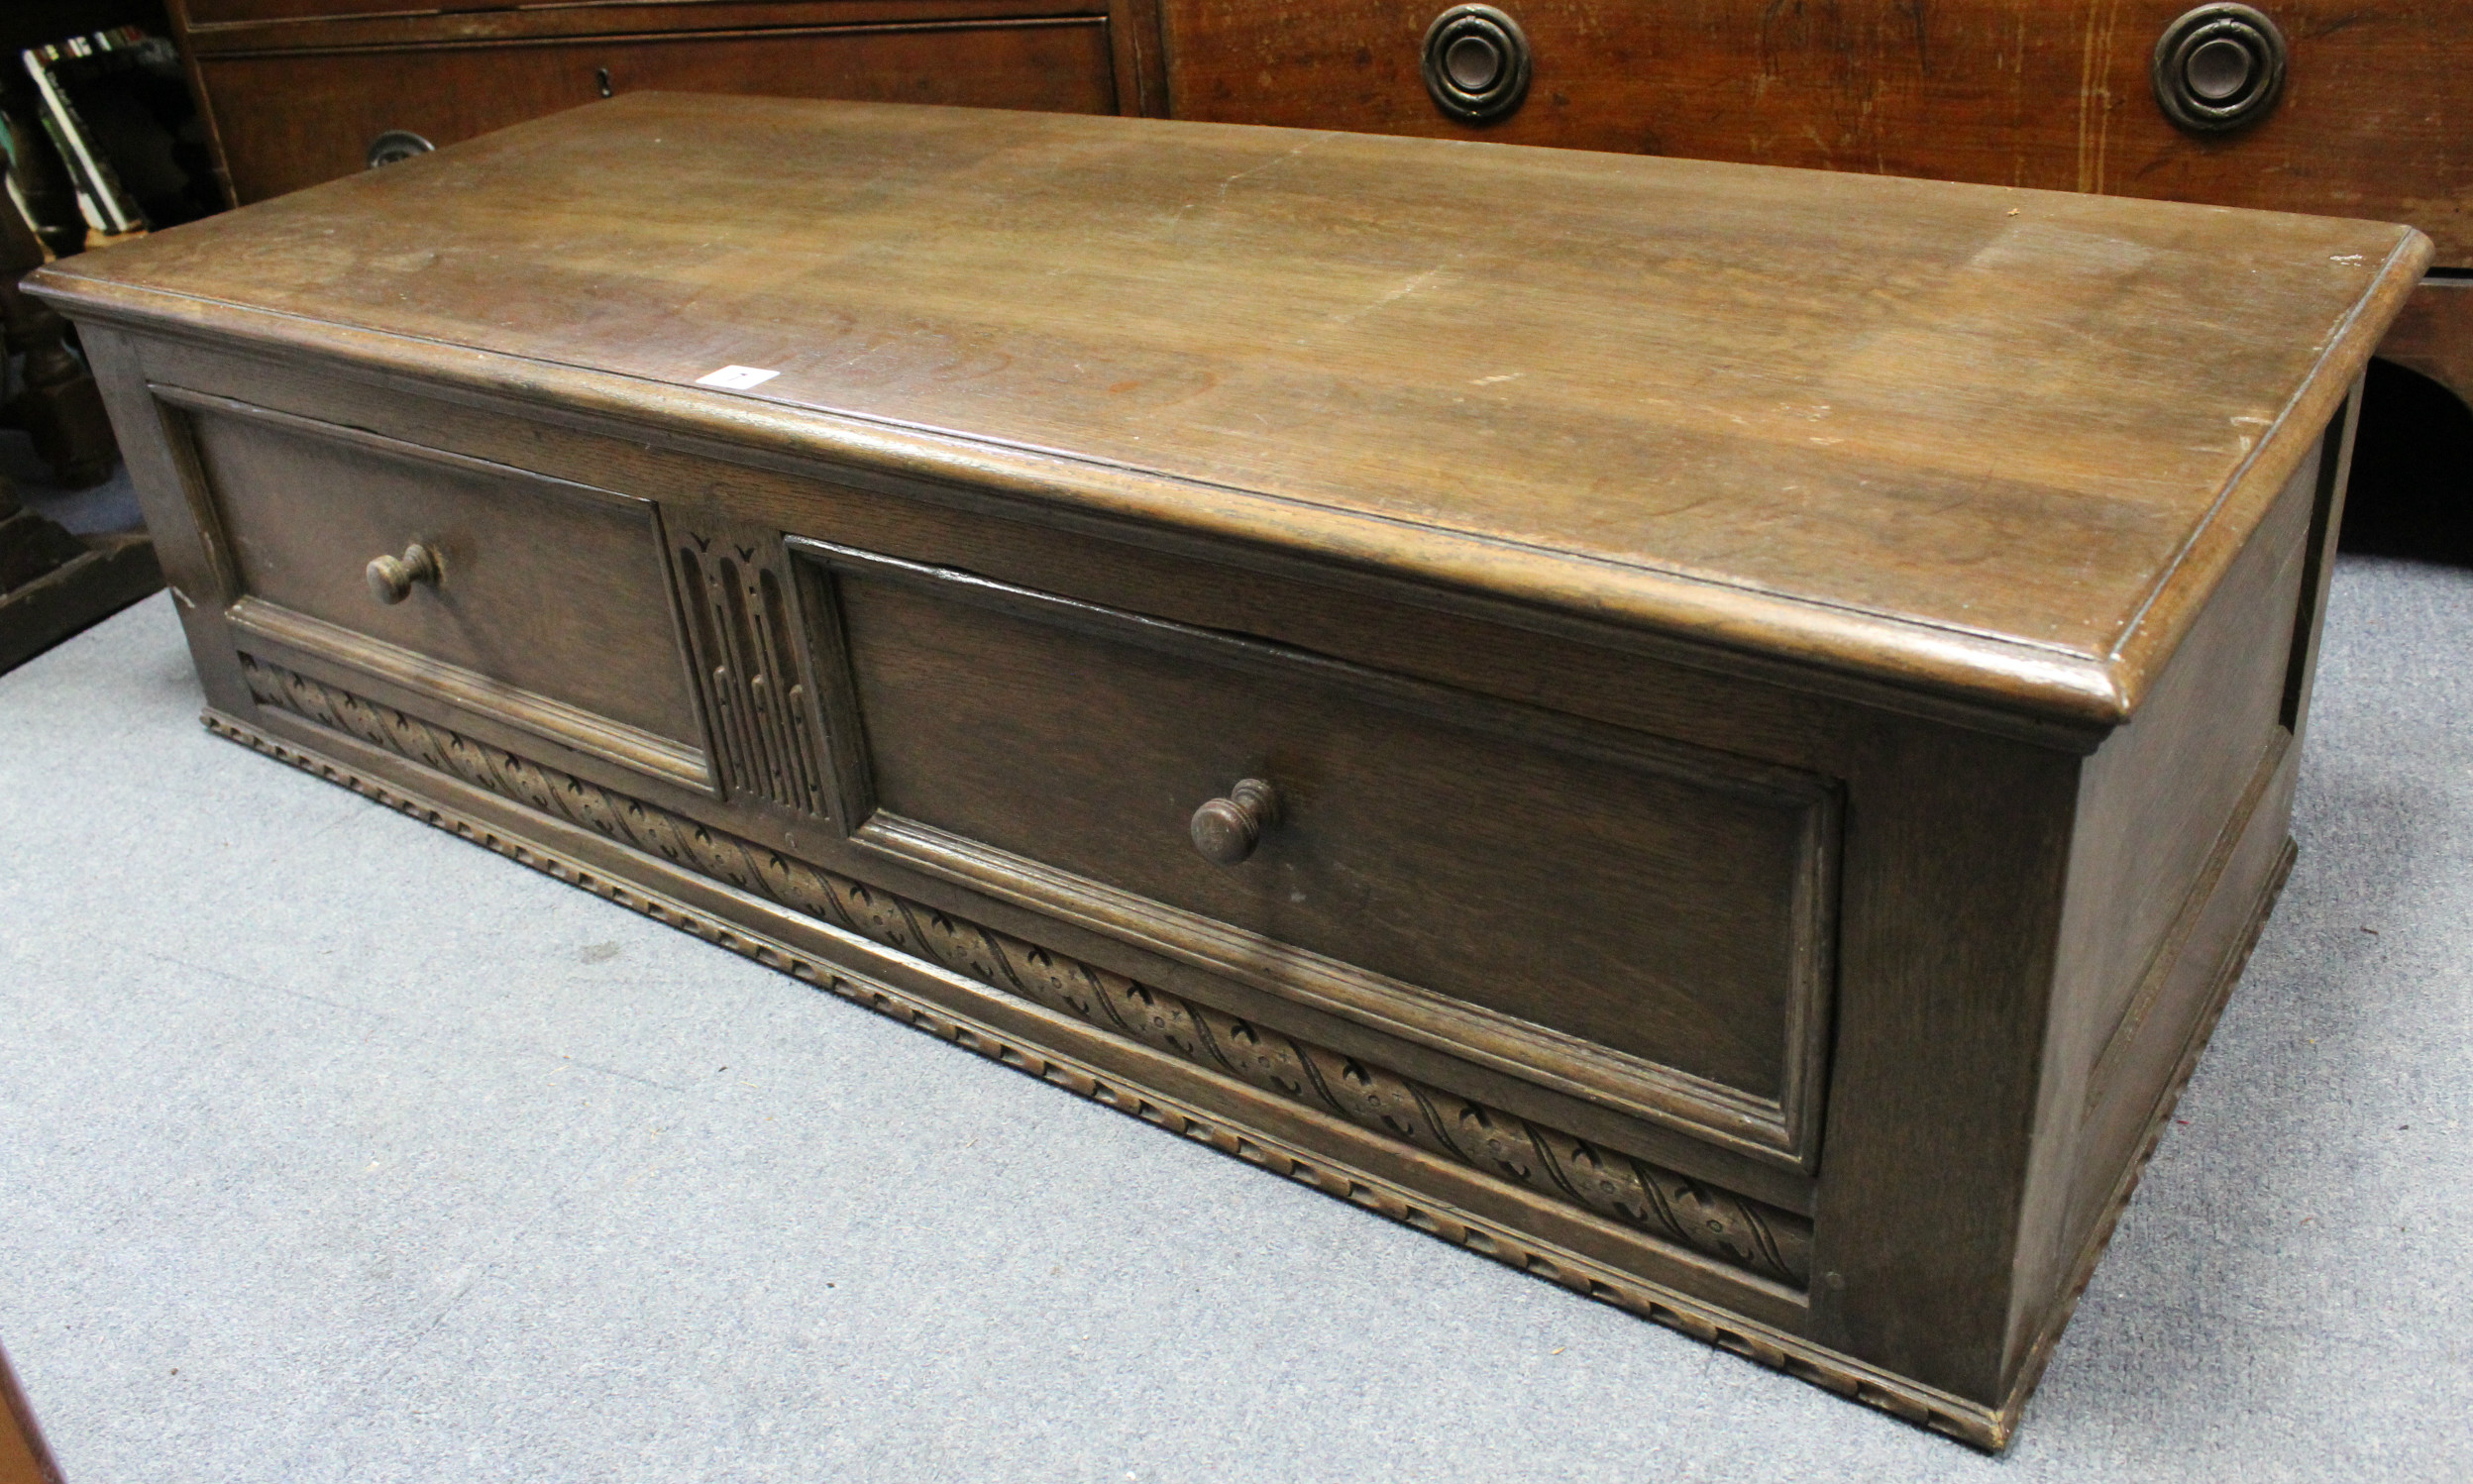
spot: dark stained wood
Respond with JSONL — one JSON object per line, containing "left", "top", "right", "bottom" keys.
{"left": 173, "top": 2, "right": 2473, "bottom": 423}
{"left": 1158, "top": 0, "right": 2473, "bottom": 265}
{"left": 1188, "top": 777, "right": 1278, "bottom": 866}
{"left": 181, "top": 0, "right": 1107, "bottom": 39}
{"left": 194, "top": 19, "right": 1122, "bottom": 202}
{"left": 28, "top": 97, "right": 2420, "bottom": 1448}
{"left": 2004, "top": 424, "right": 2331, "bottom": 1396}
{"left": 803, "top": 541, "right": 1839, "bottom": 1164}
{"left": 74, "top": 328, "right": 1844, "bottom": 1213}
{"left": 364, "top": 539, "right": 440, "bottom": 604}
{"left": 180, "top": 0, "right": 499, "bottom": 19}
{"left": 1799, "top": 699, "right": 2082, "bottom": 1403}
{"left": 32, "top": 94, "right": 2426, "bottom": 727}
{"left": 168, "top": 389, "right": 711, "bottom": 776}
{"left": 166, "top": 0, "right": 1171, "bottom": 205}
{"left": 208, "top": 667, "right": 1833, "bottom": 1320}
{"left": 1155, "top": 0, "right": 2473, "bottom": 420}
{"left": 2062, "top": 448, "right": 2319, "bottom": 1107}
{"left": 87, "top": 329, "right": 2065, "bottom": 766}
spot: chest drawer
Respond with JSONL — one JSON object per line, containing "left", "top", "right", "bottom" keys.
{"left": 193, "top": 21, "right": 1121, "bottom": 204}
{"left": 162, "top": 387, "right": 710, "bottom": 793}
{"left": 795, "top": 538, "right": 1840, "bottom": 1166}
{"left": 1158, "top": 0, "right": 2473, "bottom": 265}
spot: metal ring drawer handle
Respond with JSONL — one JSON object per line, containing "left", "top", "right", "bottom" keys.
{"left": 1422, "top": 5, "right": 1532, "bottom": 125}
{"left": 1190, "top": 778, "right": 1280, "bottom": 866}
{"left": 366, "top": 542, "right": 441, "bottom": 605}
{"left": 366, "top": 130, "right": 435, "bottom": 170}
{"left": 2153, "top": 5, "right": 2288, "bottom": 134}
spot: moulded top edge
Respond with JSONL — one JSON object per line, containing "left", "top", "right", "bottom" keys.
{"left": 28, "top": 93, "right": 2432, "bottom": 726}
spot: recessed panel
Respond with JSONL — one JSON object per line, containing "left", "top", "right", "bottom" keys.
{"left": 796, "top": 541, "right": 1839, "bottom": 1162}
{"left": 178, "top": 392, "right": 707, "bottom": 776}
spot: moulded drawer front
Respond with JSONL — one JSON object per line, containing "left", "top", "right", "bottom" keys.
{"left": 201, "top": 23, "right": 1120, "bottom": 203}
{"left": 1157, "top": 0, "right": 2473, "bottom": 262}
{"left": 185, "top": 0, "right": 441, "bottom": 19}
{"left": 167, "top": 388, "right": 711, "bottom": 793}
{"left": 796, "top": 540, "right": 1840, "bottom": 1165}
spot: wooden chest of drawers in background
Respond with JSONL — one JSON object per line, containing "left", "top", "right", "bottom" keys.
{"left": 1161, "top": 1, "right": 2468, "bottom": 255}
{"left": 168, "top": 0, "right": 1170, "bottom": 202}
{"left": 164, "top": 0, "right": 2472, "bottom": 414}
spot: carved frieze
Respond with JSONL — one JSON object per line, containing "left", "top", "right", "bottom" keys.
{"left": 239, "top": 654, "right": 1812, "bottom": 1289}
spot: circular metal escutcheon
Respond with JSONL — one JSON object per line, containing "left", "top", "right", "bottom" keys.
{"left": 2152, "top": 4, "right": 2288, "bottom": 134}
{"left": 1422, "top": 5, "right": 1532, "bottom": 125}
{"left": 366, "top": 130, "right": 437, "bottom": 169}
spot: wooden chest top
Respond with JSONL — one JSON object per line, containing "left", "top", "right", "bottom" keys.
{"left": 38, "top": 91, "right": 2425, "bottom": 725}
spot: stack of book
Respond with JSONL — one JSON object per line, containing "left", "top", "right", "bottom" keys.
{"left": 19, "top": 25, "right": 219, "bottom": 246}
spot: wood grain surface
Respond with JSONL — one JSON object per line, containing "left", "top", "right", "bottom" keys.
{"left": 1159, "top": 0, "right": 2473, "bottom": 264}
{"left": 807, "top": 543, "right": 1839, "bottom": 1159}
{"left": 175, "top": 394, "right": 707, "bottom": 752}
{"left": 32, "top": 94, "right": 2422, "bottom": 726}
{"left": 179, "top": 0, "right": 1104, "bottom": 34}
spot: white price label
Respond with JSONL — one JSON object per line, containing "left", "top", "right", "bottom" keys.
{"left": 696, "top": 365, "right": 781, "bottom": 389}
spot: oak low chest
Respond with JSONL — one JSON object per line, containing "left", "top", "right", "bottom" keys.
{"left": 30, "top": 94, "right": 2426, "bottom": 1447}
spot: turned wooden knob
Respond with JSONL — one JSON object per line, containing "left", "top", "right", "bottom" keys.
{"left": 366, "top": 542, "right": 441, "bottom": 604}
{"left": 1190, "top": 778, "right": 1279, "bottom": 866}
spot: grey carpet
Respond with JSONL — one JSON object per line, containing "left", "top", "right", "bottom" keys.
{"left": 2, "top": 558, "right": 2467, "bottom": 1482}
